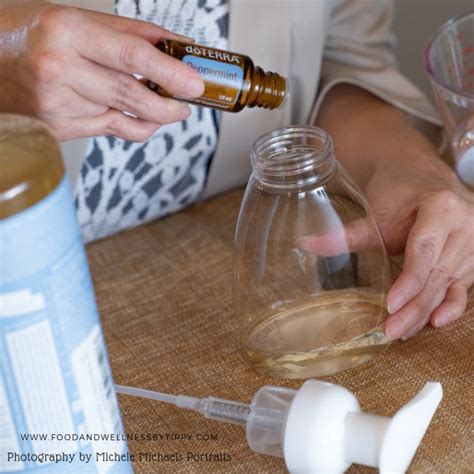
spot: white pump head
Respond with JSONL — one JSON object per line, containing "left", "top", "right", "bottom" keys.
{"left": 279, "top": 380, "right": 442, "bottom": 473}
{"left": 343, "top": 382, "right": 443, "bottom": 473}
{"left": 243, "top": 380, "right": 442, "bottom": 473}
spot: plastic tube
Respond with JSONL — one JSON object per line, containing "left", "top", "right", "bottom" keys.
{"left": 115, "top": 384, "right": 250, "bottom": 426}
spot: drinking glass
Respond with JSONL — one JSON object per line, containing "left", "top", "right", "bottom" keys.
{"left": 425, "top": 11, "right": 474, "bottom": 187}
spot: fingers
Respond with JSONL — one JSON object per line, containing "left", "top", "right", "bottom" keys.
{"left": 430, "top": 278, "right": 472, "bottom": 328}
{"left": 385, "top": 232, "right": 468, "bottom": 339}
{"left": 68, "top": 109, "right": 161, "bottom": 142}
{"left": 298, "top": 228, "right": 349, "bottom": 256}
{"left": 298, "top": 218, "right": 380, "bottom": 256}
{"left": 387, "top": 203, "right": 456, "bottom": 314}
{"left": 385, "top": 274, "right": 448, "bottom": 339}
{"left": 71, "top": 59, "right": 191, "bottom": 124}
{"left": 401, "top": 314, "right": 431, "bottom": 340}
{"left": 78, "top": 21, "right": 204, "bottom": 98}
{"left": 82, "top": 9, "right": 194, "bottom": 44}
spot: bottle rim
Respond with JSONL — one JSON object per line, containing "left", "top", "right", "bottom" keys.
{"left": 251, "top": 125, "right": 336, "bottom": 189}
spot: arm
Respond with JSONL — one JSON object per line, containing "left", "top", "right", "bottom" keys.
{"left": 315, "top": 83, "right": 474, "bottom": 339}
{"left": 0, "top": 2, "right": 204, "bottom": 141}
{"left": 309, "top": 0, "right": 473, "bottom": 339}
{"left": 315, "top": 84, "right": 442, "bottom": 190}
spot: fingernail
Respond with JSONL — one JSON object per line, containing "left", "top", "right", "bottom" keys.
{"left": 297, "top": 236, "right": 312, "bottom": 252}
{"left": 387, "top": 294, "right": 406, "bottom": 314}
{"left": 185, "top": 77, "right": 205, "bottom": 97}
{"left": 432, "top": 312, "right": 449, "bottom": 328}
{"left": 180, "top": 104, "right": 192, "bottom": 119}
{"left": 173, "top": 33, "right": 196, "bottom": 43}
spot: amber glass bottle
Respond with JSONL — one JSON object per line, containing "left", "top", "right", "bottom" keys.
{"left": 149, "top": 40, "right": 288, "bottom": 112}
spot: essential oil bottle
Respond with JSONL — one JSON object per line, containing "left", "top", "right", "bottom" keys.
{"left": 149, "top": 40, "right": 289, "bottom": 112}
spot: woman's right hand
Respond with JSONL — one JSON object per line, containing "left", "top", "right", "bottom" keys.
{"left": 0, "top": 3, "right": 204, "bottom": 141}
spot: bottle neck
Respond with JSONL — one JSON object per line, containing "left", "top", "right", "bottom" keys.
{"left": 251, "top": 126, "right": 337, "bottom": 190}
{"left": 247, "top": 67, "right": 287, "bottom": 110}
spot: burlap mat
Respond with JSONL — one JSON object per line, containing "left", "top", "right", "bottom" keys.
{"left": 87, "top": 189, "right": 473, "bottom": 474}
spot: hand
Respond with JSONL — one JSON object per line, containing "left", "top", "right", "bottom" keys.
{"left": 362, "top": 152, "right": 474, "bottom": 339}
{"left": 0, "top": 3, "right": 204, "bottom": 141}
{"left": 299, "top": 155, "right": 473, "bottom": 339}
{"left": 314, "top": 84, "right": 473, "bottom": 340}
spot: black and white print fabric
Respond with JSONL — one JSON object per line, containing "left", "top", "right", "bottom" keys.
{"left": 75, "top": 0, "right": 229, "bottom": 243}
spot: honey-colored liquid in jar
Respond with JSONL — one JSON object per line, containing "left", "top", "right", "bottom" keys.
{"left": 0, "top": 115, "right": 63, "bottom": 219}
{"left": 243, "top": 289, "right": 391, "bottom": 379}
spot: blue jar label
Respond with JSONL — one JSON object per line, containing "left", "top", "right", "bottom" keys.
{"left": 183, "top": 55, "right": 244, "bottom": 109}
{"left": 0, "top": 176, "right": 132, "bottom": 473}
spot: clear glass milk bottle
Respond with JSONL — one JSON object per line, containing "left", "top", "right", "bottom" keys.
{"left": 233, "top": 126, "right": 392, "bottom": 379}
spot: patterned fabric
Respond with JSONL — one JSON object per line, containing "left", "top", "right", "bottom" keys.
{"left": 76, "top": 0, "right": 229, "bottom": 243}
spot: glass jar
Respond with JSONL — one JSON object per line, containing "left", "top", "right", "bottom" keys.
{"left": 0, "top": 115, "right": 132, "bottom": 472}
{"left": 233, "top": 126, "right": 392, "bottom": 379}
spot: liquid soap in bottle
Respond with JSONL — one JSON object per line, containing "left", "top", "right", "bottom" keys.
{"left": 234, "top": 126, "right": 393, "bottom": 379}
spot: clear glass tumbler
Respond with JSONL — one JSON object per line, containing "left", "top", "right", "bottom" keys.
{"left": 233, "top": 126, "right": 392, "bottom": 379}
{"left": 425, "top": 11, "right": 474, "bottom": 188}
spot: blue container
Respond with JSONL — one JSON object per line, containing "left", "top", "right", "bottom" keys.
{"left": 0, "top": 115, "right": 133, "bottom": 473}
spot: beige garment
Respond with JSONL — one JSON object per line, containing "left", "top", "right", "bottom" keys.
{"left": 203, "top": 0, "right": 441, "bottom": 198}
{"left": 58, "top": 0, "right": 441, "bottom": 196}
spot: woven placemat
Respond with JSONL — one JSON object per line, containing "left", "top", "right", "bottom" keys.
{"left": 87, "top": 189, "right": 473, "bottom": 474}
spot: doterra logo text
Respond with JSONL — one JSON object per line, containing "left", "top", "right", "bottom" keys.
{"left": 185, "top": 45, "right": 240, "bottom": 64}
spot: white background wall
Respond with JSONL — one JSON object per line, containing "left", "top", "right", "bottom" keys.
{"left": 393, "top": 0, "right": 473, "bottom": 100}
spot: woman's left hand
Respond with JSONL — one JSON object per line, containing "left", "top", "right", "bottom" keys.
{"left": 359, "top": 151, "right": 474, "bottom": 339}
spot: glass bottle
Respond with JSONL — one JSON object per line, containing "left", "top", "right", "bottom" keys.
{"left": 233, "top": 126, "right": 392, "bottom": 379}
{"left": 148, "top": 40, "right": 288, "bottom": 112}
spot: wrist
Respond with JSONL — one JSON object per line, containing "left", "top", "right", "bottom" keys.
{"left": 315, "top": 84, "right": 444, "bottom": 190}
{"left": 367, "top": 144, "right": 463, "bottom": 203}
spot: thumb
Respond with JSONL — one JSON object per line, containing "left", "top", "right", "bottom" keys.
{"left": 298, "top": 218, "right": 381, "bottom": 256}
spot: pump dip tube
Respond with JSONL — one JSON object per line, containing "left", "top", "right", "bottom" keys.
{"left": 149, "top": 40, "right": 288, "bottom": 112}
{"left": 116, "top": 380, "right": 443, "bottom": 473}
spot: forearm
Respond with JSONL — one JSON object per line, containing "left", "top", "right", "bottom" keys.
{"left": 314, "top": 84, "right": 441, "bottom": 190}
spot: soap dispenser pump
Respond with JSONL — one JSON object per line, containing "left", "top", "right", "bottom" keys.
{"left": 117, "top": 379, "right": 442, "bottom": 473}
{"left": 248, "top": 380, "right": 443, "bottom": 473}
